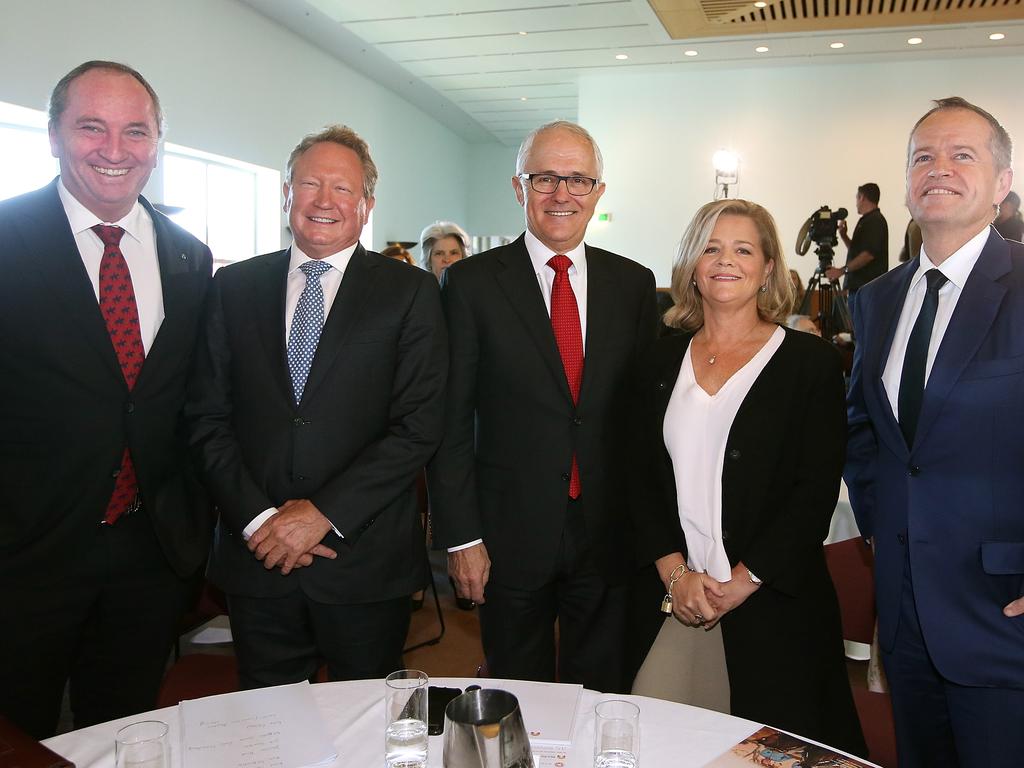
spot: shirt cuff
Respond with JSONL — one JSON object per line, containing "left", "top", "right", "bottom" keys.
{"left": 242, "top": 507, "right": 344, "bottom": 540}
{"left": 243, "top": 508, "right": 278, "bottom": 540}
{"left": 447, "top": 538, "right": 483, "bottom": 553}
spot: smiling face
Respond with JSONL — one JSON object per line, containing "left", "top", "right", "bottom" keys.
{"left": 429, "top": 235, "right": 464, "bottom": 279}
{"left": 284, "top": 141, "right": 374, "bottom": 260}
{"left": 48, "top": 68, "right": 160, "bottom": 221}
{"left": 694, "top": 214, "right": 774, "bottom": 313}
{"left": 907, "top": 108, "right": 1012, "bottom": 241}
{"left": 512, "top": 127, "right": 605, "bottom": 253}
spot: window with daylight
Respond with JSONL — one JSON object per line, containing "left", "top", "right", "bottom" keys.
{"left": 0, "top": 101, "right": 58, "bottom": 203}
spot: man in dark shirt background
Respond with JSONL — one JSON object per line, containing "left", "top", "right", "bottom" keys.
{"left": 826, "top": 182, "right": 889, "bottom": 294}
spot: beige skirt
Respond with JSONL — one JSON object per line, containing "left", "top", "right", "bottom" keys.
{"left": 631, "top": 615, "right": 731, "bottom": 714}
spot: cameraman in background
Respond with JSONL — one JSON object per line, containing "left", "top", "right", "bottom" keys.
{"left": 825, "top": 182, "right": 888, "bottom": 296}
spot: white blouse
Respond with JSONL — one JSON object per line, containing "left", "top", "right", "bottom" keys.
{"left": 663, "top": 326, "right": 784, "bottom": 582}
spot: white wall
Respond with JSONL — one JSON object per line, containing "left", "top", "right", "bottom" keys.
{"left": 579, "top": 56, "right": 1024, "bottom": 286}
{"left": 467, "top": 143, "right": 524, "bottom": 241}
{"left": 0, "top": 0, "right": 474, "bottom": 252}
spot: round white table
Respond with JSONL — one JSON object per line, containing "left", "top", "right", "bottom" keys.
{"left": 44, "top": 676, "right": 856, "bottom": 767}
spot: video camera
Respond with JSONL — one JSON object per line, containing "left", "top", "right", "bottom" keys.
{"left": 796, "top": 205, "right": 849, "bottom": 262}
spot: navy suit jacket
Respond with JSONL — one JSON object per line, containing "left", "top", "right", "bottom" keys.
{"left": 846, "top": 227, "right": 1024, "bottom": 688}
{"left": 0, "top": 179, "right": 213, "bottom": 581}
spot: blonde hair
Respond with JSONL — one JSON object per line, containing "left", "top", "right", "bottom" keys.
{"left": 664, "top": 199, "right": 794, "bottom": 331}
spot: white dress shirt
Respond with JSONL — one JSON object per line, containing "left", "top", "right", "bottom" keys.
{"left": 243, "top": 242, "right": 357, "bottom": 540}
{"left": 881, "top": 226, "right": 990, "bottom": 422}
{"left": 58, "top": 180, "right": 164, "bottom": 352}
{"left": 663, "top": 326, "right": 784, "bottom": 582}
{"left": 447, "top": 232, "right": 590, "bottom": 554}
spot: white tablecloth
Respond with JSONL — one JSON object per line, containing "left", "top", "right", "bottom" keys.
{"left": 45, "top": 676, "right": 868, "bottom": 767}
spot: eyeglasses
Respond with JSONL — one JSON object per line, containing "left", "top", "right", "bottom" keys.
{"left": 518, "top": 173, "right": 600, "bottom": 196}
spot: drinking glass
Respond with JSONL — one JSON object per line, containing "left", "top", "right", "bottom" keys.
{"left": 115, "top": 720, "right": 170, "bottom": 768}
{"left": 385, "top": 669, "right": 429, "bottom": 768}
{"left": 594, "top": 700, "right": 640, "bottom": 768}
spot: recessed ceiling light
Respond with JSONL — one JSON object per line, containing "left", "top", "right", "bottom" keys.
{"left": 520, "top": 97, "right": 528, "bottom": 101}
{"left": 830, "top": 42, "right": 845, "bottom": 49}
{"left": 754, "top": 1, "right": 767, "bottom": 6}
{"left": 907, "top": 37, "right": 923, "bottom": 45}
{"left": 684, "top": 50, "right": 699, "bottom": 57}
{"left": 518, "top": 31, "right": 528, "bottom": 36}
{"left": 615, "top": 53, "right": 629, "bottom": 60}
{"left": 755, "top": 46, "right": 769, "bottom": 53}
{"left": 990, "top": 32, "right": 1005, "bottom": 41}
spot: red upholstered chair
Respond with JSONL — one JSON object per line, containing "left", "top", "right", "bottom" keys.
{"left": 824, "top": 538, "right": 897, "bottom": 767}
{"left": 157, "top": 654, "right": 238, "bottom": 707}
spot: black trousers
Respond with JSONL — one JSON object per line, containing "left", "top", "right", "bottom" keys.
{"left": 479, "top": 498, "right": 629, "bottom": 694}
{"left": 0, "top": 509, "right": 191, "bottom": 739}
{"left": 883, "top": 560, "right": 1024, "bottom": 768}
{"left": 227, "top": 591, "right": 411, "bottom": 689}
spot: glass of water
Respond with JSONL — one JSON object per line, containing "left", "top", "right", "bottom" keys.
{"left": 594, "top": 699, "right": 640, "bottom": 768}
{"left": 115, "top": 720, "right": 170, "bottom": 768}
{"left": 385, "top": 669, "right": 429, "bottom": 768}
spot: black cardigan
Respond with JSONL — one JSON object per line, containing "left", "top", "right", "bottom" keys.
{"left": 630, "top": 326, "right": 866, "bottom": 756}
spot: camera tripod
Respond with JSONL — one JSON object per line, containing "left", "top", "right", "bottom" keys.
{"left": 799, "top": 245, "right": 852, "bottom": 340}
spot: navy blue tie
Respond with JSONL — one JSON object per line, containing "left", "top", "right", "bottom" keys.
{"left": 287, "top": 260, "right": 332, "bottom": 404}
{"left": 898, "top": 268, "right": 949, "bottom": 446}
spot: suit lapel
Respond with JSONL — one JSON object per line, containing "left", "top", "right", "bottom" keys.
{"left": 495, "top": 236, "right": 573, "bottom": 404}
{"left": 577, "top": 245, "right": 612, "bottom": 408}
{"left": 865, "top": 262, "right": 916, "bottom": 456}
{"left": 912, "top": 230, "right": 1009, "bottom": 449}
{"left": 301, "top": 244, "right": 380, "bottom": 405}
{"left": 14, "top": 181, "right": 124, "bottom": 385}
{"left": 253, "top": 249, "right": 293, "bottom": 404}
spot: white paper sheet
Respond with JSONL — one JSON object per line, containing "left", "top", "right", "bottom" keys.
{"left": 179, "top": 681, "right": 336, "bottom": 768}
{"left": 488, "top": 680, "right": 582, "bottom": 746}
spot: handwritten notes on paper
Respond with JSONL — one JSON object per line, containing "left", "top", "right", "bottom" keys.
{"left": 180, "top": 681, "right": 336, "bottom": 768}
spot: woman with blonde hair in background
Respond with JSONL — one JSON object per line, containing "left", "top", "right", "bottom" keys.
{"left": 630, "top": 199, "right": 865, "bottom": 757}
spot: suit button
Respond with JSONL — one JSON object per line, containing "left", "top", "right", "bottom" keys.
{"left": 293, "top": 417, "right": 304, "bottom": 427}
{"left": 656, "top": 381, "right": 666, "bottom": 390}
{"left": 897, "top": 533, "right": 906, "bottom": 545}
{"left": 573, "top": 416, "right": 583, "bottom": 426}
{"left": 561, "top": 472, "right": 570, "bottom": 481}
{"left": 908, "top": 465, "right": 920, "bottom": 477}
{"left": 296, "top": 475, "right": 306, "bottom": 481}
{"left": 111, "top": 469, "right": 120, "bottom": 478}
{"left": 728, "top": 448, "right": 741, "bottom": 460}
{"left": 125, "top": 401, "right": 135, "bottom": 414}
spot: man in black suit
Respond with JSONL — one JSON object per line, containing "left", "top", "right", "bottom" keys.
{"left": 187, "top": 126, "right": 446, "bottom": 688}
{"left": 0, "top": 61, "right": 213, "bottom": 738}
{"left": 428, "top": 121, "right": 657, "bottom": 692}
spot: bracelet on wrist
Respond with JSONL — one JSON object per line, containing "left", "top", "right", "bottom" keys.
{"left": 661, "top": 562, "right": 690, "bottom": 614}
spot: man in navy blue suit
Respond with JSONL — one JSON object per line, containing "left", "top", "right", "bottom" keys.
{"left": 846, "top": 97, "right": 1024, "bottom": 767}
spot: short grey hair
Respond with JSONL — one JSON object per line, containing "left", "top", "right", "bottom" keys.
{"left": 515, "top": 120, "right": 604, "bottom": 179}
{"left": 286, "top": 124, "right": 378, "bottom": 199}
{"left": 908, "top": 96, "right": 1013, "bottom": 171}
{"left": 419, "top": 220, "right": 470, "bottom": 270}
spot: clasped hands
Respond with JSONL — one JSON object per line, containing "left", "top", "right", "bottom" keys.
{"left": 659, "top": 557, "right": 760, "bottom": 630}
{"left": 247, "top": 499, "right": 337, "bottom": 575}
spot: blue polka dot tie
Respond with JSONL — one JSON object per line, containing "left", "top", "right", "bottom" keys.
{"left": 288, "top": 260, "right": 333, "bottom": 404}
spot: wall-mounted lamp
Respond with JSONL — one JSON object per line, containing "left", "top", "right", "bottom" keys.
{"left": 713, "top": 149, "right": 739, "bottom": 200}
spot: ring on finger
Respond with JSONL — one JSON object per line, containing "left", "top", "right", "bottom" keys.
{"left": 693, "top": 613, "right": 706, "bottom": 625}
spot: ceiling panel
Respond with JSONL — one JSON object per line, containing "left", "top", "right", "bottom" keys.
{"left": 239, "top": 0, "right": 1024, "bottom": 145}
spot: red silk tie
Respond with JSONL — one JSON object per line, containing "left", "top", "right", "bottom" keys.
{"left": 93, "top": 224, "right": 145, "bottom": 524}
{"left": 547, "top": 255, "right": 583, "bottom": 499}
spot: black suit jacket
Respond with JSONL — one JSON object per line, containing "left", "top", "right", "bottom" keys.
{"left": 427, "top": 234, "right": 657, "bottom": 589}
{"left": 0, "top": 179, "right": 213, "bottom": 580}
{"left": 187, "top": 246, "right": 447, "bottom": 604}
{"left": 630, "top": 328, "right": 863, "bottom": 752}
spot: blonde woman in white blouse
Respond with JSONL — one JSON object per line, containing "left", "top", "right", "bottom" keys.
{"left": 629, "top": 199, "right": 866, "bottom": 758}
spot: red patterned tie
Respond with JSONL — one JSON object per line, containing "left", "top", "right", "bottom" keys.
{"left": 93, "top": 224, "right": 145, "bottom": 524}
{"left": 547, "top": 255, "right": 583, "bottom": 499}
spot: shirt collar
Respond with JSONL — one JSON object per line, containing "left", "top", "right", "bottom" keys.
{"left": 914, "top": 225, "right": 990, "bottom": 292}
{"left": 288, "top": 241, "right": 358, "bottom": 275}
{"left": 524, "top": 229, "right": 587, "bottom": 277}
{"left": 57, "top": 177, "right": 150, "bottom": 244}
